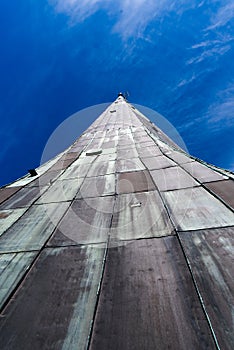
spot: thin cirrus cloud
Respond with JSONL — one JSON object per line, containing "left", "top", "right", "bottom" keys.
{"left": 49, "top": 0, "right": 176, "bottom": 39}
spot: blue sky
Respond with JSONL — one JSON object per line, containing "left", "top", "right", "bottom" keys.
{"left": 0, "top": 0, "right": 233, "bottom": 186}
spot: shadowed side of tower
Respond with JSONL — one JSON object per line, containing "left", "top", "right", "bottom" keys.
{"left": 0, "top": 95, "right": 233, "bottom": 349}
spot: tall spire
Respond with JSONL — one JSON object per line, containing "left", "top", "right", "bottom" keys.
{"left": 0, "top": 97, "right": 233, "bottom": 349}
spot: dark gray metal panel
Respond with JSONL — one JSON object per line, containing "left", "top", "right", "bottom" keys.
{"left": 166, "top": 151, "right": 194, "bottom": 164}
{"left": 163, "top": 187, "right": 234, "bottom": 231}
{"left": 48, "top": 159, "right": 75, "bottom": 171}
{"left": 87, "top": 160, "right": 116, "bottom": 177}
{"left": 116, "top": 158, "right": 145, "bottom": 173}
{"left": 0, "top": 245, "right": 105, "bottom": 350}
{"left": 117, "top": 170, "right": 156, "bottom": 194}
{"left": 0, "top": 252, "right": 36, "bottom": 309}
{"left": 77, "top": 174, "right": 115, "bottom": 198}
{"left": 0, "top": 186, "right": 48, "bottom": 209}
{"left": 27, "top": 170, "right": 63, "bottom": 187}
{"left": 181, "top": 161, "right": 228, "bottom": 183}
{"left": 204, "top": 180, "right": 234, "bottom": 209}
{"left": 111, "top": 191, "right": 174, "bottom": 240}
{"left": 48, "top": 196, "right": 115, "bottom": 246}
{"left": 150, "top": 166, "right": 199, "bottom": 191}
{"left": 0, "top": 208, "right": 28, "bottom": 237}
{"left": 60, "top": 152, "right": 80, "bottom": 161}
{"left": 90, "top": 237, "right": 215, "bottom": 350}
{"left": 141, "top": 155, "right": 176, "bottom": 170}
{"left": 0, "top": 187, "right": 22, "bottom": 205}
{"left": 36, "top": 178, "right": 81, "bottom": 204}
{"left": 179, "top": 227, "right": 234, "bottom": 349}
{"left": 0, "top": 202, "right": 69, "bottom": 253}
{"left": 137, "top": 145, "right": 162, "bottom": 158}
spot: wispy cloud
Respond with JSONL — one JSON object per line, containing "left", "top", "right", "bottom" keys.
{"left": 206, "top": 1, "right": 234, "bottom": 30}
{"left": 206, "top": 84, "right": 234, "bottom": 130}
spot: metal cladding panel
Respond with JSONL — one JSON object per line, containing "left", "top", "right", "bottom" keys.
{"left": 137, "top": 145, "right": 163, "bottom": 158}
{"left": 179, "top": 227, "right": 234, "bottom": 349}
{"left": 27, "top": 170, "right": 63, "bottom": 187}
{"left": 0, "top": 208, "right": 28, "bottom": 237}
{"left": 0, "top": 245, "right": 106, "bottom": 350}
{"left": 0, "top": 187, "right": 21, "bottom": 204}
{"left": 59, "top": 152, "right": 80, "bottom": 161}
{"left": 141, "top": 155, "right": 176, "bottom": 170}
{"left": 163, "top": 187, "right": 234, "bottom": 231}
{"left": 150, "top": 166, "right": 199, "bottom": 191}
{"left": 77, "top": 174, "right": 116, "bottom": 199}
{"left": 0, "top": 252, "right": 36, "bottom": 309}
{"left": 117, "top": 170, "right": 156, "bottom": 194}
{"left": 58, "top": 161, "right": 91, "bottom": 180}
{"left": 0, "top": 203, "right": 69, "bottom": 253}
{"left": 90, "top": 237, "right": 215, "bottom": 350}
{"left": 87, "top": 160, "right": 116, "bottom": 177}
{"left": 0, "top": 186, "right": 47, "bottom": 209}
{"left": 116, "top": 158, "right": 145, "bottom": 173}
{"left": 35, "top": 178, "right": 81, "bottom": 204}
{"left": 204, "top": 179, "right": 234, "bottom": 209}
{"left": 48, "top": 196, "right": 115, "bottom": 246}
{"left": 48, "top": 158, "right": 75, "bottom": 172}
{"left": 117, "top": 147, "right": 139, "bottom": 159}
{"left": 111, "top": 191, "right": 174, "bottom": 240}
{"left": 166, "top": 151, "right": 194, "bottom": 164}
{"left": 181, "top": 161, "right": 228, "bottom": 183}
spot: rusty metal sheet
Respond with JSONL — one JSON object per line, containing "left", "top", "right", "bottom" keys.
{"left": 0, "top": 245, "right": 105, "bottom": 350}
{"left": 179, "top": 227, "right": 234, "bottom": 349}
{"left": 166, "top": 151, "right": 194, "bottom": 164}
{"left": 90, "top": 237, "right": 215, "bottom": 350}
{"left": 137, "top": 145, "right": 162, "bottom": 158}
{"left": 0, "top": 202, "right": 69, "bottom": 253}
{"left": 181, "top": 161, "right": 228, "bottom": 183}
{"left": 204, "top": 179, "right": 234, "bottom": 209}
{"left": 36, "top": 178, "right": 81, "bottom": 204}
{"left": 0, "top": 208, "right": 28, "bottom": 237}
{"left": 111, "top": 191, "right": 174, "bottom": 240}
{"left": 77, "top": 174, "right": 115, "bottom": 199}
{"left": 116, "top": 158, "right": 145, "bottom": 173}
{"left": 0, "top": 186, "right": 48, "bottom": 209}
{"left": 0, "top": 251, "right": 36, "bottom": 309}
{"left": 163, "top": 187, "right": 234, "bottom": 231}
{"left": 87, "top": 160, "right": 116, "bottom": 177}
{"left": 150, "top": 166, "right": 199, "bottom": 191}
{"left": 117, "top": 170, "right": 156, "bottom": 194}
{"left": 141, "top": 155, "right": 176, "bottom": 170}
{"left": 0, "top": 187, "right": 21, "bottom": 205}
{"left": 60, "top": 152, "right": 80, "bottom": 161}
{"left": 48, "top": 196, "right": 115, "bottom": 246}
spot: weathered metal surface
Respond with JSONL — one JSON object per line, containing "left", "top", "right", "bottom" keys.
{"left": 59, "top": 160, "right": 91, "bottom": 180}
{"left": 111, "top": 191, "right": 174, "bottom": 241}
{"left": 87, "top": 160, "right": 116, "bottom": 177}
{"left": 48, "top": 196, "right": 115, "bottom": 246}
{"left": 77, "top": 174, "right": 115, "bottom": 198}
{"left": 0, "top": 187, "right": 21, "bottom": 204}
{"left": 0, "top": 208, "right": 28, "bottom": 237}
{"left": 116, "top": 158, "right": 145, "bottom": 173}
{"left": 0, "top": 251, "right": 36, "bottom": 309}
{"left": 0, "top": 202, "right": 69, "bottom": 253}
{"left": 48, "top": 158, "right": 75, "bottom": 171}
{"left": 141, "top": 155, "right": 176, "bottom": 170}
{"left": 117, "top": 170, "right": 156, "bottom": 194}
{"left": 163, "top": 187, "right": 234, "bottom": 231}
{"left": 204, "top": 179, "right": 234, "bottom": 209}
{"left": 59, "top": 152, "right": 80, "bottom": 161}
{"left": 0, "top": 186, "right": 48, "bottom": 209}
{"left": 0, "top": 245, "right": 106, "bottom": 350}
{"left": 36, "top": 178, "right": 81, "bottom": 204}
{"left": 181, "top": 161, "right": 228, "bottom": 183}
{"left": 27, "top": 170, "right": 63, "bottom": 187}
{"left": 117, "top": 147, "right": 138, "bottom": 159}
{"left": 137, "top": 145, "right": 162, "bottom": 158}
{"left": 166, "top": 151, "right": 194, "bottom": 164}
{"left": 90, "top": 237, "right": 215, "bottom": 350}
{"left": 179, "top": 227, "right": 234, "bottom": 349}
{"left": 150, "top": 166, "right": 199, "bottom": 191}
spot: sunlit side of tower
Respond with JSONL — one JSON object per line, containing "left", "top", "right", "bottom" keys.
{"left": 0, "top": 94, "right": 233, "bottom": 349}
